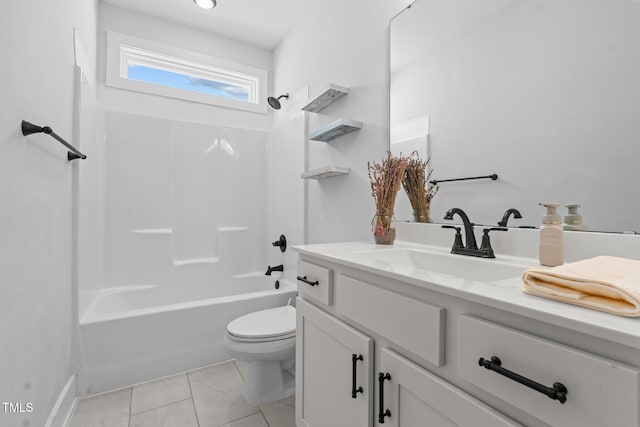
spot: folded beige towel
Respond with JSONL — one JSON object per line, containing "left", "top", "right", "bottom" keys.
{"left": 522, "top": 256, "right": 640, "bottom": 317}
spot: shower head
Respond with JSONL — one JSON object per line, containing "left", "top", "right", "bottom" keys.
{"left": 267, "top": 93, "right": 289, "bottom": 110}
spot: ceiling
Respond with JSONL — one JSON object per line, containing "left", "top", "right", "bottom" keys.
{"left": 101, "top": 0, "right": 311, "bottom": 50}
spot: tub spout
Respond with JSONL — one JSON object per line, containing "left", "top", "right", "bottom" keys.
{"left": 265, "top": 265, "right": 284, "bottom": 276}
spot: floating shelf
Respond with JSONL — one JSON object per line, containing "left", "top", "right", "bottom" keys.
{"left": 309, "top": 119, "right": 362, "bottom": 142}
{"left": 301, "top": 166, "right": 351, "bottom": 180}
{"left": 301, "top": 84, "right": 350, "bottom": 113}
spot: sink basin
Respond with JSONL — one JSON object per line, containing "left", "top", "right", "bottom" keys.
{"left": 352, "top": 247, "right": 529, "bottom": 283}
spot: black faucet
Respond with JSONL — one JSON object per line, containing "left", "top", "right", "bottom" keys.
{"left": 443, "top": 208, "right": 478, "bottom": 250}
{"left": 265, "top": 265, "right": 284, "bottom": 276}
{"left": 442, "top": 208, "right": 507, "bottom": 258}
{"left": 498, "top": 208, "right": 522, "bottom": 227}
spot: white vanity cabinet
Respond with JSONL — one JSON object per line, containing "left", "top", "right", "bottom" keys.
{"left": 378, "top": 348, "right": 520, "bottom": 427}
{"left": 295, "top": 249, "right": 640, "bottom": 427}
{"left": 296, "top": 262, "right": 520, "bottom": 426}
{"left": 296, "top": 298, "right": 373, "bottom": 427}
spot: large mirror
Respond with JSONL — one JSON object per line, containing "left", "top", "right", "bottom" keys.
{"left": 390, "top": 0, "right": 640, "bottom": 233}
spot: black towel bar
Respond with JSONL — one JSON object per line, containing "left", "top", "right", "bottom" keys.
{"left": 22, "top": 120, "right": 86, "bottom": 161}
{"left": 430, "top": 174, "right": 497, "bottom": 185}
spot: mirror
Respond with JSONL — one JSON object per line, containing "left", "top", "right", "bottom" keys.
{"left": 390, "top": 0, "right": 640, "bottom": 233}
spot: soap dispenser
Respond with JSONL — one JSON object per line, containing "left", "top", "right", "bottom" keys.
{"left": 539, "top": 202, "right": 564, "bottom": 267}
{"left": 563, "top": 204, "right": 588, "bottom": 231}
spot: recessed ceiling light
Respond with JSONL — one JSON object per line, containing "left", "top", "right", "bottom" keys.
{"left": 193, "top": 0, "right": 216, "bottom": 9}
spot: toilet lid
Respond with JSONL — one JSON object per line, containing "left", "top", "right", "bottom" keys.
{"left": 227, "top": 305, "right": 296, "bottom": 340}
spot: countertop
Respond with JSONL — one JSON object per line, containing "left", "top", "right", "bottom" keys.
{"left": 293, "top": 240, "right": 640, "bottom": 351}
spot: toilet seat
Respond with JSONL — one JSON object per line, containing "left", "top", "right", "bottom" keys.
{"left": 227, "top": 305, "right": 296, "bottom": 342}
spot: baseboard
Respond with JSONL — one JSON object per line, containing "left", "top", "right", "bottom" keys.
{"left": 44, "top": 374, "right": 77, "bottom": 427}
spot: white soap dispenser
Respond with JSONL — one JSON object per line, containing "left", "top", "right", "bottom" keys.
{"left": 539, "top": 202, "right": 564, "bottom": 267}
{"left": 563, "top": 204, "right": 588, "bottom": 231}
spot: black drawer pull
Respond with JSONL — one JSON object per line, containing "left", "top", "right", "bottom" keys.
{"left": 297, "top": 275, "right": 318, "bottom": 286}
{"left": 479, "top": 356, "right": 568, "bottom": 404}
{"left": 378, "top": 372, "right": 391, "bottom": 423}
{"left": 351, "top": 354, "right": 364, "bottom": 398}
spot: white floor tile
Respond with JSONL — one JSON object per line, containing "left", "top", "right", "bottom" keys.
{"left": 189, "top": 361, "right": 259, "bottom": 427}
{"left": 234, "top": 359, "right": 249, "bottom": 381}
{"left": 131, "top": 373, "right": 191, "bottom": 414}
{"left": 260, "top": 398, "right": 296, "bottom": 427}
{"left": 221, "top": 413, "right": 269, "bottom": 427}
{"left": 129, "top": 399, "right": 198, "bottom": 427}
{"left": 69, "top": 388, "right": 131, "bottom": 427}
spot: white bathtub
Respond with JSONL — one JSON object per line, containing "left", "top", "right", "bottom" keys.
{"left": 77, "top": 276, "right": 297, "bottom": 395}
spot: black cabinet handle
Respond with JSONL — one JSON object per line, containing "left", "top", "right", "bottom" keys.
{"left": 479, "top": 356, "right": 568, "bottom": 404}
{"left": 351, "top": 354, "right": 364, "bottom": 399}
{"left": 378, "top": 372, "right": 391, "bottom": 423}
{"left": 296, "top": 275, "right": 318, "bottom": 286}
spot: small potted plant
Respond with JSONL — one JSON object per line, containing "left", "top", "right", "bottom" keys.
{"left": 402, "top": 153, "right": 438, "bottom": 223}
{"left": 368, "top": 152, "right": 408, "bottom": 244}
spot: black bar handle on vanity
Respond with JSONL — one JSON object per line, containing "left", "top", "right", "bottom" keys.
{"left": 479, "top": 356, "right": 567, "bottom": 404}
{"left": 22, "top": 120, "right": 87, "bottom": 161}
{"left": 351, "top": 354, "right": 364, "bottom": 398}
{"left": 296, "top": 276, "right": 318, "bottom": 287}
{"left": 378, "top": 372, "right": 392, "bottom": 423}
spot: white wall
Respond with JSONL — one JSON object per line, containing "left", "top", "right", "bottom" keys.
{"left": 97, "top": 3, "right": 273, "bottom": 131}
{"left": 0, "top": 1, "right": 97, "bottom": 426}
{"left": 273, "top": 0, "right": 413, "bottom": 243}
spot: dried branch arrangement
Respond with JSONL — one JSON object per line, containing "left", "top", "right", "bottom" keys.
{"left": 368, "top": 152, "right": 409, "bottom": 213}
{"left": 402, "top": 152, "right": 438, "bottom": 213}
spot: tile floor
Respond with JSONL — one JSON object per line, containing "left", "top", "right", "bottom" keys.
{"left": 69, "top": 360, "right": 295, "bottom": 427}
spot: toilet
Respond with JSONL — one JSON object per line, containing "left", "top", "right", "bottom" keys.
{"left": 224, "top": 305, "right": 296, "bottom": 405}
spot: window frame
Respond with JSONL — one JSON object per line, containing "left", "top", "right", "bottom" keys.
{"left": 106, "top": 31, "right": 268, "bottom": 114}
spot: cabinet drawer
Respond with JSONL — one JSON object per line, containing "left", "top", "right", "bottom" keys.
{"left": 297, "top": 259, "right": 333, "bottom": 306}
{"left": 335, "top": 274, "right": 445, "bottom": 366}
{"left": 459, "top": 315, "right": 640, "bottom": 427}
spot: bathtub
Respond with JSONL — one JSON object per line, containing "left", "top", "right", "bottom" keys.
{"left": 77, "top": 276, "right": 297, "bottom": 395}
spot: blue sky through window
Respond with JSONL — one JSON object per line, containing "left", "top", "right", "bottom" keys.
{"left": 128, "top": 65, "right": 250, "bottom": 102}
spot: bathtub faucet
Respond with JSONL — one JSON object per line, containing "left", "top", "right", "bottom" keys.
{"left": 265, "top": 265, "right": 284, "bottom": 276}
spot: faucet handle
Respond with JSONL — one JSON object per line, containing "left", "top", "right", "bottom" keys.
{"left": 479, "top": 227, "right": 507, "bottom": 258}
{"left": 442, "top": 225, "right": 464, "bottom": 250}
{"left": 442, "top": 225, "right": 460, "bottom": 230}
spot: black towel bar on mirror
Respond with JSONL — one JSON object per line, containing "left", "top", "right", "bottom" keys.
{"left": 21, "top": 120, "right": 86, "bottom": 161}
{"left": 430, "top": 174, "right": 497, "bottom": 185}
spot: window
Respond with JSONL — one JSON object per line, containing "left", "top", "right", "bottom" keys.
{"left": 106, "top": 32, "right": 268, "bottom": 113}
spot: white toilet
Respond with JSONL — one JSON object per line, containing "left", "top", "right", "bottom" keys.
{"left": 224, "top": 305, "right": 296, "bottom": 405}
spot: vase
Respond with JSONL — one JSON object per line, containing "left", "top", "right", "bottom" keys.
{"left": 372, "top": 208, "right": 396, "bottom": 245}
{"left": 413, "top": 208, "right": 431, "bottom": 223}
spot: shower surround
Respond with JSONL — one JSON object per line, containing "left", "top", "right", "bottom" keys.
{"left": 76, "top": 111, "right": 296, "bottom": 394}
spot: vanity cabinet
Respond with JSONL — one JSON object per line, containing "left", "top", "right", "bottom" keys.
{"left": 295, "top": 250, "right": 640, "bottom": 427}
{"left": 296, "top": 297, "right": 518, "bottom": 427}
{"left": 379, "top": 348, "right": 520, "bottom": 427}
{"left": 296, "top": 298, "right": 373, "bottom": 427}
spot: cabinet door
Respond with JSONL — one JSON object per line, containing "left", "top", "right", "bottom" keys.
{"left": 379, "top": 348, "right": 521, "bottom": 427}
{"left": 296, "top": 298, "right": 373, "bottom": 427}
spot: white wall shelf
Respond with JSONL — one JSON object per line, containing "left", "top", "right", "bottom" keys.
{"left": 301, "top": 166, "right": 350, "bottom": 180}
{"left": 301, "top": 84, "right": 350, "bottom": 113}
{"left": 309, "top": 119, "right": 362, "bottom": 142}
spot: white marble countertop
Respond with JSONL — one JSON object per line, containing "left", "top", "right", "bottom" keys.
{"left": 293, "top": 235, "right": 640, "bottom": 351}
